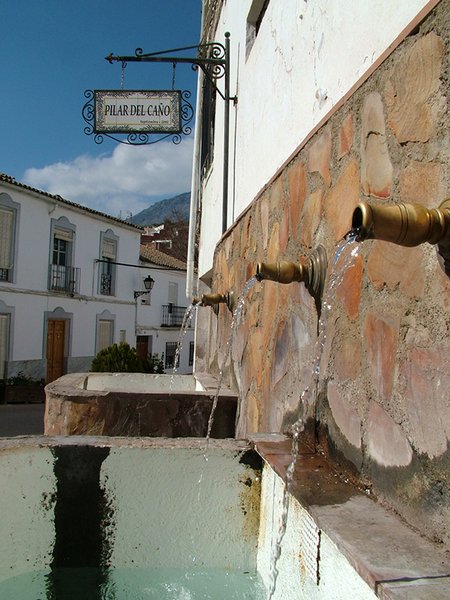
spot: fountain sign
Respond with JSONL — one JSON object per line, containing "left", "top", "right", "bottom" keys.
{"left": 94, "top": 90, "right": 182, "bottom": 134}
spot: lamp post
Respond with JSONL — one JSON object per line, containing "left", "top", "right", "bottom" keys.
{"left": 134, "top": 275, "right": 155, "bottom": 336}
{"left": 134, "top": 275, "right": 155, "bottom": 299}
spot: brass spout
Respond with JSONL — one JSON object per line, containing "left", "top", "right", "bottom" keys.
{"left": 352, "top": 200, "right": 450, "bottom": 246}
{"left": 352, "top": 199, "right": 450, "bottom": 275}
{"left": 256, "top": 261, "right": 306, "bottom": 284}
{"left": 256, "top": 245, "right": 327, "bottom": 313}
{"left": 195, "top": 292, "right": 235, "bottom": 313}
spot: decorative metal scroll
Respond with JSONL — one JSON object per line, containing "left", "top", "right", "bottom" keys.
{"left": 82, "top": 89, "right": 194, "bottom": 145}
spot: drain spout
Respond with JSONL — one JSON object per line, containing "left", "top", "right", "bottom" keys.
{"left": 352, "top": 199, "right": 450, "bottom": 275}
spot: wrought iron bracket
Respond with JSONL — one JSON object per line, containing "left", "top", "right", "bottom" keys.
{"left": 104, "top": 32, "right": 236, "bottom": 103}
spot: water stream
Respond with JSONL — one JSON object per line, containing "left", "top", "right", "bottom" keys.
{"left": 266, "top": 233, "right": 361, "bottom": 599}
{"left": 170, "top": 302, "right": 198, "bottom": 389}
{"left": 204, "top": 276, "right": 258, "bottom": 447}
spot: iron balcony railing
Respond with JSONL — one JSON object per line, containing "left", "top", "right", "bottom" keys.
{"left": 100, "top": 273, "right": 113, "bottom": 295}
{"left": 48, "top": 264, "right": 80, "bottom": 294}
{"left": 161, "top": 304, "right": 190, "bottom": 327}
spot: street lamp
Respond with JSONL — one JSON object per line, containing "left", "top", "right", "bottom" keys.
{"left": 134, "top": 275, "right": 155, "bottom": 299}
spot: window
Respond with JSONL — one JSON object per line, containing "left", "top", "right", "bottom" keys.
{"left": 165, "top": 342, "right": 179, "bottom": 370}
{"left": 200, "top": 75, "right": 217, "bottom": 174}
{"left": 0, "top": 194, "right": 19, "bottom": 283}
{"left": 97, "top": 319, "right": 113, "bottom": 352}
{"left": 49, "top": 218, "right": 78, "bottom": 293}
{"left": 189, "top": 341, "right": 194, "bottom": 367}
{"left": 246, "top": 0, "right": 270, "bottom": 58}
{"left": 99, "top": 231, "right": 118, "bottom": 296}
{"left": 0, "top": 314, "right": 10, "bottom": 380}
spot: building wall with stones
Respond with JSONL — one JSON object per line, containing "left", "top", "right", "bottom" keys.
{"left": 194, "top": 0, "right": 450, "bottom": 546}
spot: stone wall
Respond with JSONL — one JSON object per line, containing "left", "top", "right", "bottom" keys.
{"left": 196, "top": 2, "right": 450, "bottom": 546}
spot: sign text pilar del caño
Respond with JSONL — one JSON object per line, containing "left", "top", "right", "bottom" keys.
{"left": 94, "top": 90, "right": 182, "bottom": 134}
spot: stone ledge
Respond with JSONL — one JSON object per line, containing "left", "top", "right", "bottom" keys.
{"left": 253, "top": 438, "right": 450, "bottom": 600}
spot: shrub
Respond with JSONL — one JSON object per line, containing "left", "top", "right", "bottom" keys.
{"left": 141, "top": 353, "right": 165, "bottom": 374}
{"left": 7, "top": 371, "right": 41, "bottom": 386}
{"left": 91, "top": 343, "right": 165, "bottom": 374}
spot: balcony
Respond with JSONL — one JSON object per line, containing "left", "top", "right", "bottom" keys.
{"left": 48, "top": 264, "right": 80, "bottom": 294}
{"left": 161, "top": 304, "right": 190, "bottom": 327}
{"left": 100, "top": 273, "right": 113, "bottom": 296}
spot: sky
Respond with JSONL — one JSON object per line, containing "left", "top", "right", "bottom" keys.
{"left": 1, "top": 0, "right": 202, "bottom": 218}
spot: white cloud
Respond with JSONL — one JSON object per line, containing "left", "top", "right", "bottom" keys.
{"left": 23, "top": 139, "right": 194, "bottom": 218}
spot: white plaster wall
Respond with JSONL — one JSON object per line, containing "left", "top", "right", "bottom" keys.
{"left": 0, "top": 446, "right": 55, "bottom": 582}
{"left": 101, "top": 445, "right": 260, "bottom": 570}
{"left": 198, "top": 0, "right": 433, "bottom": 276}
{"left": 257, "top": 465, "right": 377, "bottom": 600}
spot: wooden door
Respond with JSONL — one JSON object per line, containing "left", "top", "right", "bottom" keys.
{"left": 136, "top": 335, "right": 153, "bottom": 360}
{"left": 46, "top": 319, "right": 66, "bottom": 383}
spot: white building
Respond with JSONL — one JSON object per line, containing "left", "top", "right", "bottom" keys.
{"left": 137, "top": 244, "right": 195, "bottom": 374}
{"left": 0, "top": 173, "right": 194, "bottom": 383}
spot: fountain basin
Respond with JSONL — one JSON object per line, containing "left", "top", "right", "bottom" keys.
{"left": 0, "top": 437, "right": 263, "bottom": 598}
{"left": 44, "top": 372, "right": 237, "bottom": 438}
{"left": 0, "top": 435, "right": 448, "bottom": 598}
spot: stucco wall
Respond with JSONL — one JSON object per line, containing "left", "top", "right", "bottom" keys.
{"left": 196, "top": 1, "right": 450, "bottom": 547}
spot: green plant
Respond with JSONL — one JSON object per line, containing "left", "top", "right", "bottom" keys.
{"left": 141, "top": 353, "right": 165, "bottom": 374}
{"left": 7, "top": 371, "right": 40, "bottom": 386}
{"left": 91, "top": 343, "right": 142, "bottom": 372}
{"left": 91, "top": 343, "right": 167, "bottom": 374}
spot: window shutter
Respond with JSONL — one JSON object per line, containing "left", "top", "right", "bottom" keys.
{"left": 98, "top": 320, "right": 113, "bottom": 351}
{"left": 54, "top": 228, "right": 73, "bottom": 242}
{"left": 0, "top": 208, "right": 13, "bottom": 269}
{"left": 168, "top": 282, "right": 178, "bottom": 305}
{"left": 0, "top": 314, "right": 9, "bottom": 380}
{"left": 102, "top": 238, "right": 116, "bottom": 259}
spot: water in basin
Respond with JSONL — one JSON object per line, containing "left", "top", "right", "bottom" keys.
{"left": 0, "top": 567, "right": 266, "bottom": 599}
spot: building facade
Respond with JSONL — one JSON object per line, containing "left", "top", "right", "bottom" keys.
{"left": 0, "top": 174, "right": 194, "bottom": 383}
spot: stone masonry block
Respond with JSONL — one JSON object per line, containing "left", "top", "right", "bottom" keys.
{"left": 325, "top": 158, "right": 360, "bottom": 242}
{"left": 366, "top": 401, "right": 413, "bottom": 467}
{"left": 334, "top": 335, "right": 361, "bottom": 382}
{"left": 360, "top": 91, "right": 393, "bottom": 198}
{"left": 338, "top": 113, "right": 354, "bottom": 159}
{"left": 400, "top": 160, "right": 445, "bottom": 208}
{"left": 363, "top": 312, "right": 399, "bottom": 401}
{"left": 336, "top": 254, "right": 363, "bottom": 321}
{"left": 400, "top": 346, "right": 450, "bottom": 458}
{"left": 299, "top": 188, "right": 322, "bottom": 248}
{"left": 367, "top": 241, "right": 425, "bottom": 299}
{"left": 307, "top": 126, "right": 332, "bottom": 187}
{"left": 327, "top": 381, "right": 362, "bottom": 449}
{"left": 385, "top": 32, "right": 445, "bottom": 143}
{"left": 288, "top": 160, "right": 307, "bottom": 239}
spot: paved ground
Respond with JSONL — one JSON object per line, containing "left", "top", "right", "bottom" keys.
{"left": 0, "top": 403, "right": 45, "bottom": 436}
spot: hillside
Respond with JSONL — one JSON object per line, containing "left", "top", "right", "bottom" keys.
{"left": 129, "top": 192, "right": 190, "bottom": 226}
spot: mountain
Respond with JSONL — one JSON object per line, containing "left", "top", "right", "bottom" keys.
{"left": 129, "top": 192, "right": 190, "bottom": 226}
